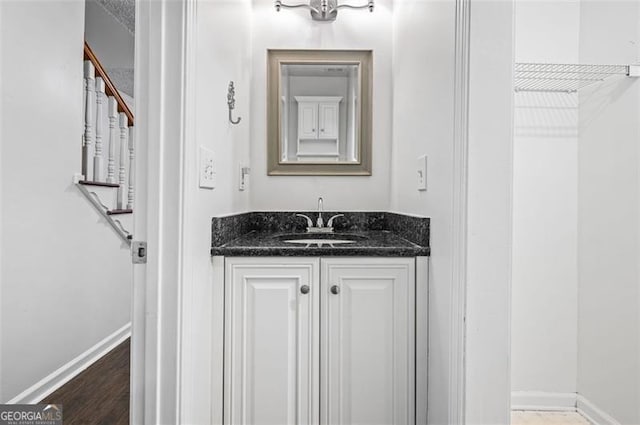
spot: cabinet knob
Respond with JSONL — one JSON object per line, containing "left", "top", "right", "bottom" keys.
{"left": 300, "top": 285, "right": 310, "bottom": 295}
{"left": 330, "top": 285, "right": 340, "bottom": 295}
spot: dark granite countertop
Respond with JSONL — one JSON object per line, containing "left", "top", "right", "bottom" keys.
{"left": 211, "top": 212, "right": 430, "bottom": 257}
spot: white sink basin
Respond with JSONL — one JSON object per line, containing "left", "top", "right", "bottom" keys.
{"left": 283, "top": 238, "right": 356, "bottom": 245}
{"left": 275, "top": 233, "right": 367, "bottom": 247}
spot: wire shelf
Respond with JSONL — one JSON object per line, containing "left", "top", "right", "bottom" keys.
{"left": 515, "top": 63, "right": 631, "bottom": 93}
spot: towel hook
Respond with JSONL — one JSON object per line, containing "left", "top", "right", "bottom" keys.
{"left": 227, "top": 81, "right": 241, "bottom": 125}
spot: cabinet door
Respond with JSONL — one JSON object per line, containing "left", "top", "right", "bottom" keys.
{"left": 318, "top": 102, "right": 339, "bottom": 139}
{"left": 225, "top": 258, "right": 320, "bottom": 425}
{"left": 321, "top": 258, "right": 415, "bottom": 425}
{"left": 298, "top": 102, "right": 319, "bottom": 139}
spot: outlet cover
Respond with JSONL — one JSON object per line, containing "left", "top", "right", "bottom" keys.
{"left": 199, "top": 146, "right": 216, "bottom": 189}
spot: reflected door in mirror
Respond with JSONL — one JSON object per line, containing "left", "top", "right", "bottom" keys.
{"left": 295, "top": 96, "right": 342, "bottom": 162}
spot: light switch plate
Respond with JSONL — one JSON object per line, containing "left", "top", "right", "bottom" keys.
{"left": 417, "top": 155, "right": 427, "bottom": 191}
{"left": 239, "top": 163, "right": 250, "bottom": 191}
{"left": 199, "top": 146, "right": 215, "bottom": 189}
{"left": 629, "top": 65, "right": 640, "bottom": 77}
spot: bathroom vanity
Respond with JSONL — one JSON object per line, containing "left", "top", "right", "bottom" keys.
{"left": 211, "top": 211, "right": 430, "bottom": 425}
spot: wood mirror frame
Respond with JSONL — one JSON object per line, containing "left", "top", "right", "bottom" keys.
{"left": 267, "top": 49, "right": 373, "bottom": 175}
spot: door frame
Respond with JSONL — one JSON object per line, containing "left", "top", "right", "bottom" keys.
{"left": 130, "top": 0, "right": 198, "bottom": 423}
{"left": 129, "top": 0, "right": 515, "bottom": 423}
{"left": 450, "top": 0, "right": 471, "bottom": 422}
{"left": 463, "top": 1, "right": 515, "bottom": 424}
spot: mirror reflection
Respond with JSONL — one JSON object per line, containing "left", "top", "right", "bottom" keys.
{"left": 280, "top": 64, "right": 360, "bottom": 163}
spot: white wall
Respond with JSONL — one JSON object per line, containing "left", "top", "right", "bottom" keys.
{"left": 196, "top": 0, "right": 251, "bottom": 217}
{"left": 511, "top": 108, "right": 579, "bottom": 394}
{"left": 391, "top": 1, "right": 456, "bottom": 423}
{"left": 511, "top": 0, "right": 579, "bottom": 398}
{"left": 84, "top": 0, "right": 135, "bottom": 95}
{"left": 178, "top": 0, "right": 252, "bottom": 422}
{"left": 0, "top": 0, "right": 131, "bottom": 402}
{"left": 577, "top": 2, "right": 640, "bottom": 423}
{"left": 249, "top": 0, "right": 393, "bottom": 211}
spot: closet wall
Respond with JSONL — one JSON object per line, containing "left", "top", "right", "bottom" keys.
{"left": 513, "top": 1, "right": 640, "bottom": 422}
{"left": 512, "top": 0, "right": 580, "bottom": 401}
{"left": 577, "top": 2, "right": 640, "bottom": 422}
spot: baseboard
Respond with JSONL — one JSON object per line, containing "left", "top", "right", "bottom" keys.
{"left": 511, "top": 391, "right": 577, "bottom": 411}
{"left": 8, "top": 323, "right": 131, "bottom": 404}
{"left": 577, "top": 395, "right": 622, "bottom": 425}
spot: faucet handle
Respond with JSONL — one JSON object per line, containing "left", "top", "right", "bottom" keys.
{"left": 327, "top": 214, "right": 345, "bottom": 228}
{"left": 295, "top": 214, "right": 314, "bottom": 228}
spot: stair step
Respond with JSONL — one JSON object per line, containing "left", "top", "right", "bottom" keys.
{"left": 79, "top": 180, "right": 120, "bottom": 188}
{"left": 107, "top": 209, "right": 133, "bottom": 215}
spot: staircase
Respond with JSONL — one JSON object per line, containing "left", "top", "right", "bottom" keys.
{"left": 76, "top": 42, "right": 134, "bottom": 244}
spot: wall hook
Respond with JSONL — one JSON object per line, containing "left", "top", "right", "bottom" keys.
{"left": 227, "top": 81, "right": 241, "bottom": 125}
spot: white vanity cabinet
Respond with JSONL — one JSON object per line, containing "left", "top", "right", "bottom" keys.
{"left": 224, "top": 258, "right": 320, "bottom": 425}
{"left": 321, "top": 258, "right": 415, "bottom": 425}
{"left": 224, "top": 257, "right": 417, "bottom": 425}
{"left": 294, "top": 96, "right": 342, "bottom": 159}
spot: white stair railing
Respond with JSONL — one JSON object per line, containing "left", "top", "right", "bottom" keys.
{"left": 127, "top": 127, "right": 135, "bottom": 210}
{"left": 107, "top": 97, "right": 118, "bottom": 184}
{"left": 117, "top": 112, "right": 128, "bottom": 210}
{"left": 78, "top": 42, "right": 135, "bottom": 244}
{"left": 82, "top": 61, "right": 95, "bottom": 180}
{"left": 94, "top": 77, "right": 105, "bottom": 181}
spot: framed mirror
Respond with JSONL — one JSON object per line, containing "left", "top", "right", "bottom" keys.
{"left": 267, "top": 49, "right": 373, "bottom": 175}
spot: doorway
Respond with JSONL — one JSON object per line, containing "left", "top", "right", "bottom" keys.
{"left": 511, "top": 1, "right": 640, "bottom": 424}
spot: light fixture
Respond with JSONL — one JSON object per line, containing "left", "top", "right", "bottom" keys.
{"left": 274, "top": 0, "right": 374, "bottom": 22}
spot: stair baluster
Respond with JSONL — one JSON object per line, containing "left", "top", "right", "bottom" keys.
{"left": 94, "top": 77, "right": 105, "bottom": 181}
{"left": 117, "top": 113, "right": 128, "bottom": 210}
{"left": 82, "top": 61, "right": 95, "bottom": 180}
{"left": 127, "top": 127, "right": 134, "bottom": 210}
{"left": 77, "top": 42, "right": 135, "bottom": 245}
{"left": 107, "top": 97, "right": 118, "bottom": 184}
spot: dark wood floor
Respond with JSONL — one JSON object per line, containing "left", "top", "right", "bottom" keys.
{"left": 42, "top": 338, "right": 130, "bottom": 425}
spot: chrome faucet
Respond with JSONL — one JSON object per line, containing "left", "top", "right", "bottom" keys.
{"left": 296, "top": 197, "right": 344, "bottom": 233}
{"left": 317, "top": 197, "right": 324, "bottom": 228}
